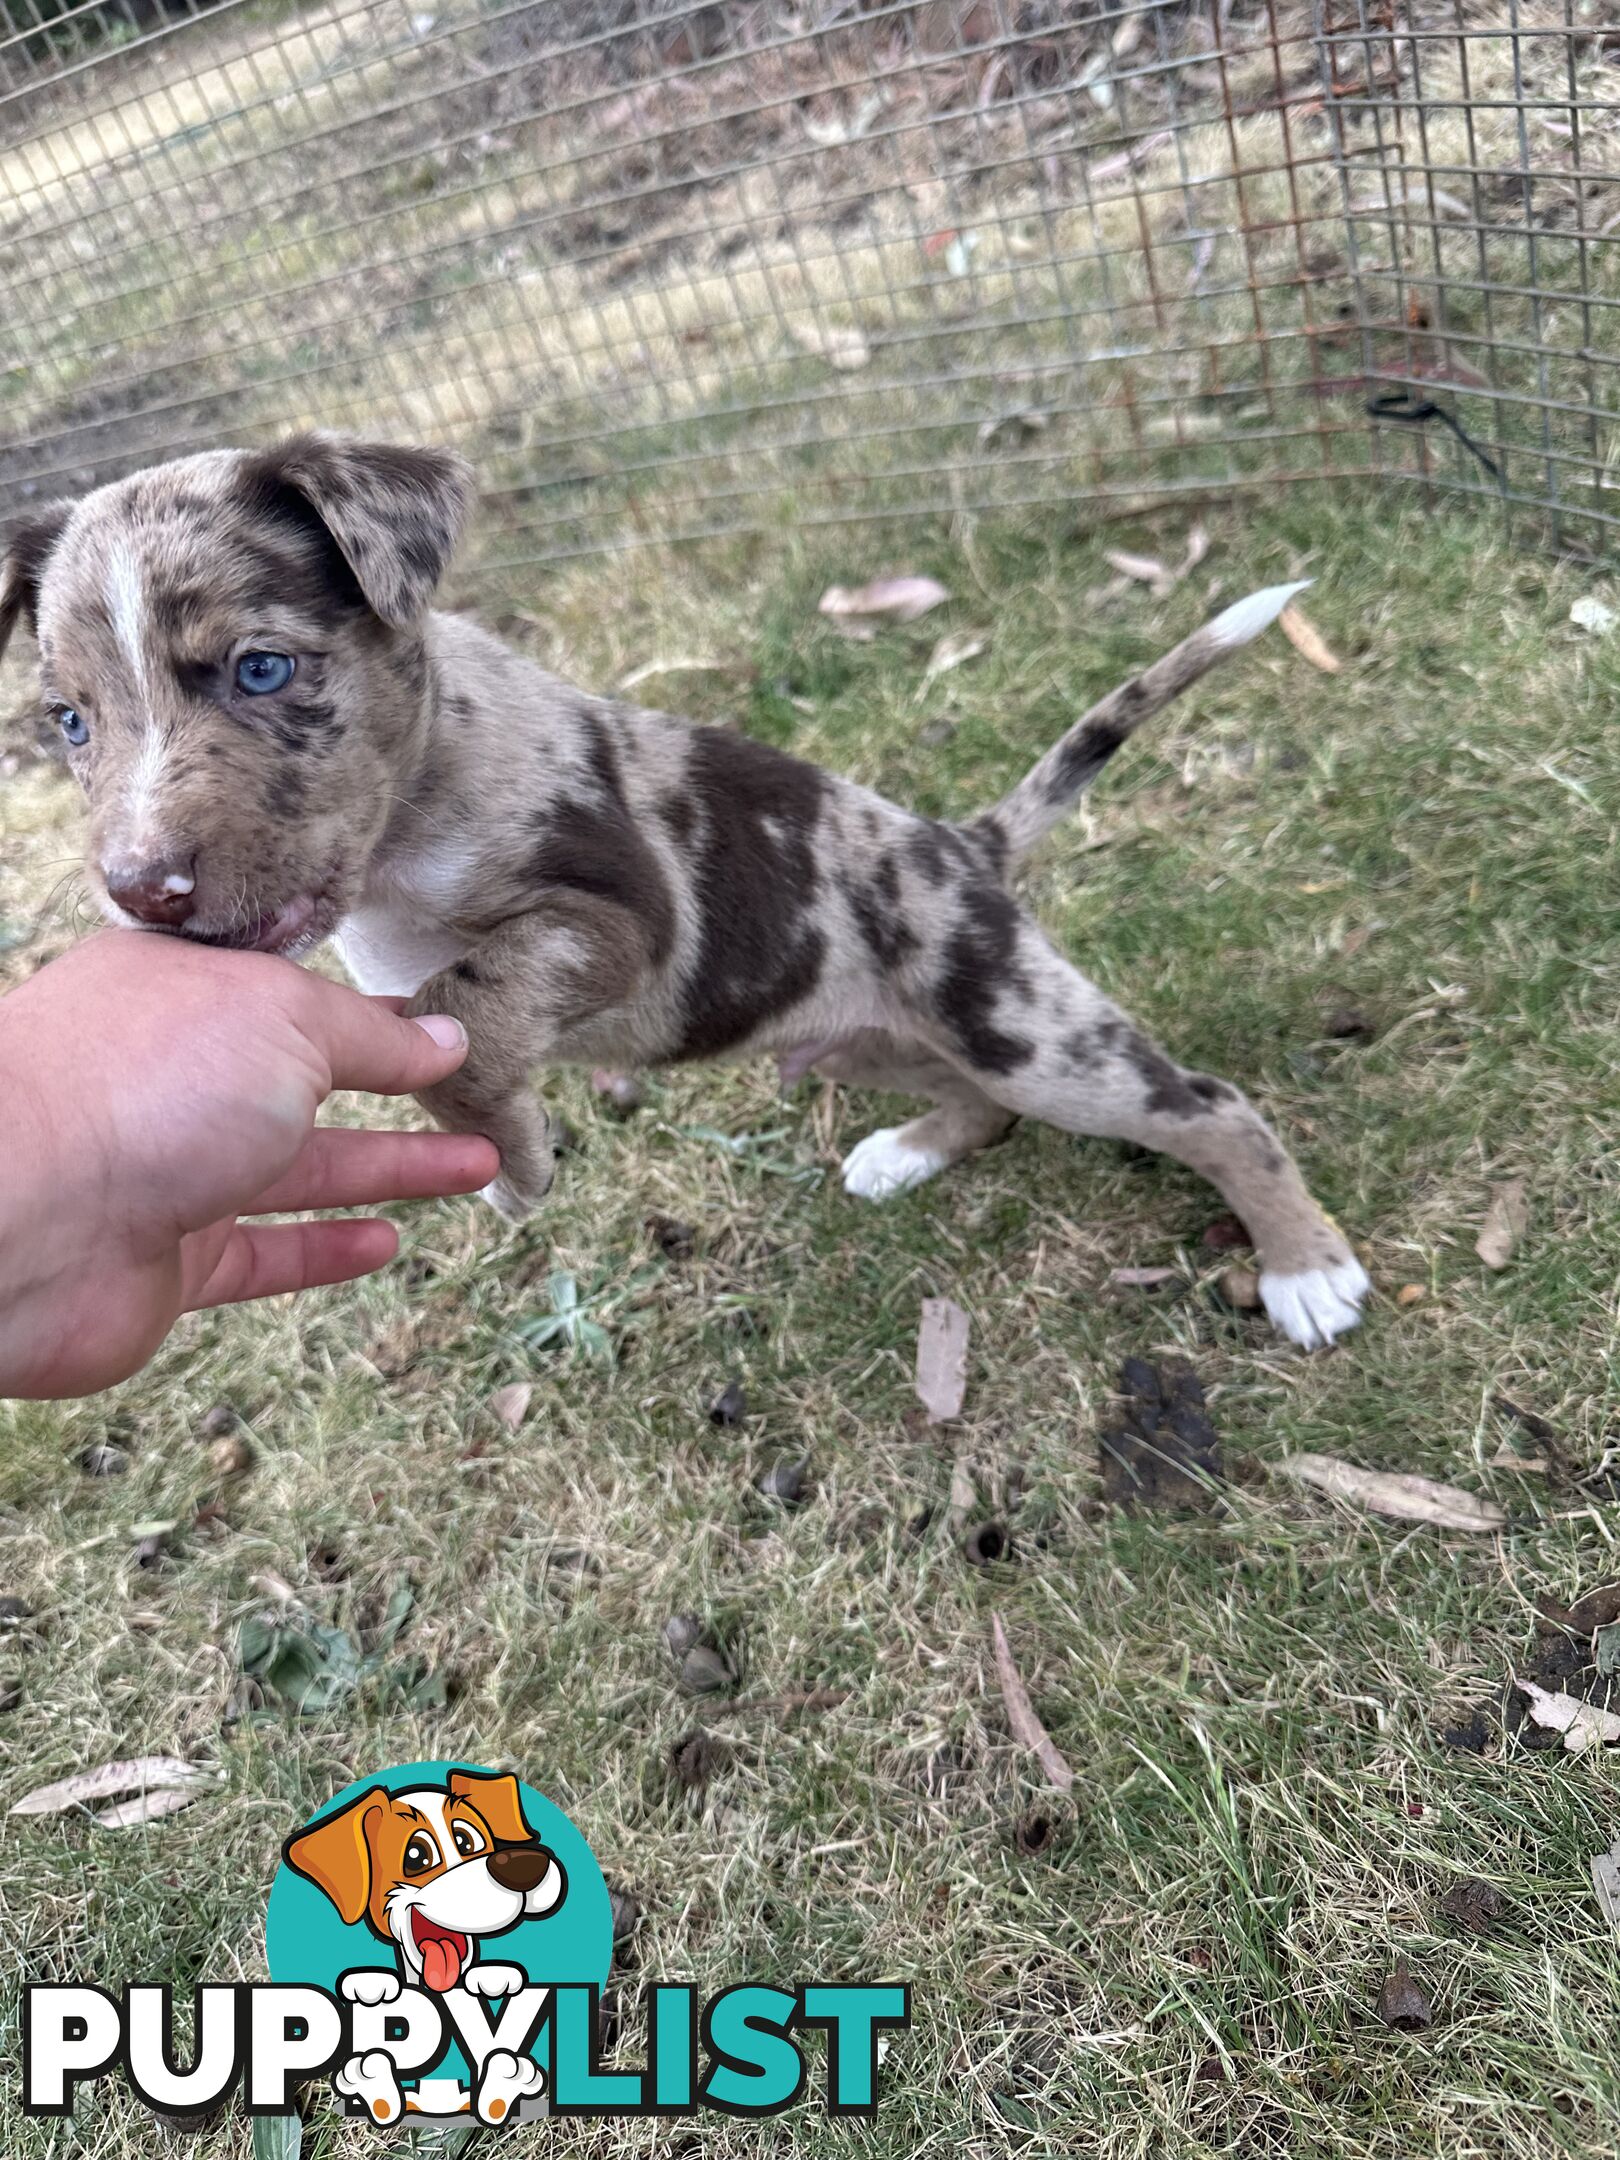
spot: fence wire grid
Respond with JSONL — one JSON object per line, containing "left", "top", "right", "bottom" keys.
{"left": 1, "top": 0, "right": 1618, "bottom": 568}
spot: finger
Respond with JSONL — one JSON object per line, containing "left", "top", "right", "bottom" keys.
{"left": 241, "top": 1127, "right": 498, "bottom": 1215}
{"left": 188, "top": 1218, "right": 400, "bottom": 1309}
{"left": 290, "top": 970, "right": 472, "bottom": 1096}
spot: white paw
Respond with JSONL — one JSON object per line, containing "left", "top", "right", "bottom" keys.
{"left": 335, "top": 2049, "right": 405, "bottom": 2124}
{"left": 475, "top": 2047, "right": 546, "bottom": 2125}
{"left": 339, "top": 1968, "right": 402, "bottom": 2006}
{"left": 461, "top": 1961, "right": 524, "bottom": 1999}
{"left": 1260, "top": 1256, "right": 1371, "bottom": 1349}
{"left": 480, "top": 1174, "right": 537, "bottom": 1222}
{"left": 841, "top": 1127, "right": 949, "bottom": 1202}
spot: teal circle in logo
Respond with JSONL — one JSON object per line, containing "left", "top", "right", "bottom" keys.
{"left": 266, "top": 1758, "right": 611, "bottom": 1998}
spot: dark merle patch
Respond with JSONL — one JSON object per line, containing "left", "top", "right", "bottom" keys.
{"left": 839, "top": 862, "right": 919, "bottom": 973}
{"left": 578, "top": 703, "right": 627, "bottom": 805}
{"left": 264, "top": 695, "right": 342, "bottom": 756}
{"left": 528, "top": 791, "right": 674, "bottom": 967}
{"left": 965, "top": 814, "right": 1011, "bottom": 875}
{"left": 1062, "top": 1028, "right": 1106, "bottom": 1072}
{"left": 453, "top": 958, "right": 485, "bottom": 985}
{"left": 262, "top": 767, "right": 306, "bottom": 821}
{"left": 905, "top": 817, "right": 975, "bottom": 888}
{"left": 657, "top": 790, "right": 696, "bottom": 848}
{"left": 1046, "top": 718, "right": 1127, "bottom": 804}
{"left": 1115, "top": 1026, "right": 1230, "bottom": 1119}
{"left": 934, "top": 882, "right": 1033, "bottom": 1075}
{"left": 670, "top": 729, "right": 828, "bottom": 1061}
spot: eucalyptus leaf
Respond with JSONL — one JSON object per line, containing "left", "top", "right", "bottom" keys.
{"left": 251, "top": 2115, "right": 302, "bottom": 2160}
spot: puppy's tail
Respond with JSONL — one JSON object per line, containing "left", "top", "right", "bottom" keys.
{"left": 971, "top": 580, "right": 1310, "bottom": 865}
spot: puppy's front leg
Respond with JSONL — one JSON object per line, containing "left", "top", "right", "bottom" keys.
{"left": 407, "top": 922, "right": 571, "bottom": 1222}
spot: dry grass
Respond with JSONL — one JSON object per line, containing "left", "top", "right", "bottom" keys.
{"left": 2, "top": 478, "right": 1620, "bottom": 2156}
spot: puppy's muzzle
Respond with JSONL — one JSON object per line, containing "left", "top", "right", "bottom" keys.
{"left": 102, "top": 853, "right": 197, "bottom": 928}
{"left": 486, "top": 1845, "right": 549, "bottom": 1895}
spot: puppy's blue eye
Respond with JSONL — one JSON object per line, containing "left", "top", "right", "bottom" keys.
{"left": 57, "top": 708, "right": 88, "bottom": 747}
{"left": 236, "top": 651, "right": 294, "bottom": 695}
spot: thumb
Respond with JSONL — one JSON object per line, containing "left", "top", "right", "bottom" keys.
{"left": 293, "top": 972, "right": 471, "bottom": 1096}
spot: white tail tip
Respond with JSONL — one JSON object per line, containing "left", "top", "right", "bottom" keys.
{"left": 1207, "top": 578, "right": 1313, "bottom": 652}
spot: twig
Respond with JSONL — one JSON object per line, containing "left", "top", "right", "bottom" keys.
{"left": 990, "top": 1614, "right": 1075, "bottom": 1792}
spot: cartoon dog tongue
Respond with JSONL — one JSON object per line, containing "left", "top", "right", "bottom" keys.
{"left": 414, "top": 1917, "right": 467, "bottom": 1992}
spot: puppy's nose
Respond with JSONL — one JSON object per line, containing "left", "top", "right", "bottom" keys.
{"left": 103, "top": 855, "right": 198, "bottom": 927}
{"left": 487, "top": 1845, "right": 548, "bottom": 1894}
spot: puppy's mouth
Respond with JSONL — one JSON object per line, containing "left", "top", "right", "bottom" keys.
{"left": 410, "top": 1908, "right": 472, "bottom": 1992}
{"left": 184, "top": 885, "right": 337, "bottom": 958}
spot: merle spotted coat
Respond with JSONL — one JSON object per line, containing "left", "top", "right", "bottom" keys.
{"left": 0, "top": 436, "right": 1368, "bottom": 1346}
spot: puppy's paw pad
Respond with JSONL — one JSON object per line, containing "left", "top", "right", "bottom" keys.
{"left": 462, "top": 1962, "right": 524, "bottom": 1999}
{"left": 340, "top": 1969, "right": 402, "bottom": 2006}
{"left": 1260, "top": 1256, "right": 1370, "bottom": 1349}
{"left": 842, "top": 1128, "right": 948, "bottom": 1202}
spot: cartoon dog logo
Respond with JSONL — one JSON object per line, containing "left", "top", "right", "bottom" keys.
{"left": 285, "top": 1768, "right": 566, "bottom": 2123}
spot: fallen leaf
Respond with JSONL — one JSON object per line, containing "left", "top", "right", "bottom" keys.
{"left": 94, "top": 1786, "right": 206, "bottom": 1829}
{"left": 1437, "top": 1877, "right": 1503, "bottom": 1933}
{"left": 486, "top": 1382, "right": 532, "bottom": 1433}
{"left": 919, "top": 631, "right": 987, "bottom": 691}
{"left": 819, "top": 574, "right": 949, "bottom": 623}
{"left": 1104, "top": 547, "right": 1170, "bottom": 587}
{"left": 209, "top": 1431, "right": 254, "bottom": 1477}
{"left": 989, "top": 1612, "right": 1074, "bottom": 1792}
{"left": 13, "top": 1757, "right": 214, "bottom": 1817}
{"left": 1217, "top": 1264, "right": 1262, "bottom": 1312}
{"left": 252, "top": 2116, "right": 303, "bottom": 2160}
{"left": 1099, "top": 1359, "right": 1222, "bottom": 1513}
{"left": 1592, "top": 1840, "right": 1620, "bottom": 1926}
{"left": 669, "top": 1728, "right": 728, "bottom": 1789}
{"left": 1570, "top": 594, "right": 1617, "bottom": 635}
{"left": 1515, "top": 1678, "right": 1620, "bottom": 1753}
{"left": 1396, "top": 1283, "right": 1426, "bottom": 1307}
{"left": 915, "top": 1297, "right": 970, "bottom": 1423}
{"left": 1376, "top": 1961, "right": 1433, "bottom": 2030}
{"left": 678, "top": 1644, "right": 737, "bottom": 1695}
{"left": 1108, "top": 1265, "right": 1180, "bottom": 1289}
{"left": 757, "top": 1457, "right": 808, "bottom": 1507}
{"left": 616, "top": 654, "right": 720, "bottom": 692}
{"left": 1274, "top": 1454, "right": 1506, "bottom": 1531}
{"left": 1476, "top": 1178, "right": 1529, "bottom": 1269}
{"left": 790, "top": 322, "right": 872, "bottom": 371}
{"left": 1489, "top": 1442, "right": 1548, "bottom": 1474}
{"left": 1279, "top": 602, "right": 1343, "bottom": 673}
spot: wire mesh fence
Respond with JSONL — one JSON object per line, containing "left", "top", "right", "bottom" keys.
{"left": 1, "top": 1, "right": 1617, "bottom": 569}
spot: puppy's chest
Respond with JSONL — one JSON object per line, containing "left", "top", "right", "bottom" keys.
{"left": 334, "top": 871, "right": 471, "bottom": 999}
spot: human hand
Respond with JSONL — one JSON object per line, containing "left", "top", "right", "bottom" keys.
{"left": 0, "top": 930, "right": 499, "bottom": 1397}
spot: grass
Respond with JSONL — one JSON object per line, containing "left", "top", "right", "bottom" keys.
{"left": 2, "top": 476, "right": 1620, "bottom": 2156}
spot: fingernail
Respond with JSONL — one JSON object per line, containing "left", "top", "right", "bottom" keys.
{"left": 413, "top": 1013, "right": 466, "bottom": 1052}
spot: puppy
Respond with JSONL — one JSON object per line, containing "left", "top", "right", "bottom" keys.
{"left": 0, "top": 434, "right": 1368, "bottom": 1346}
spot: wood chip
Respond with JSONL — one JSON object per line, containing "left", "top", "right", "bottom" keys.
{"left": 1516, "top": 1678, "right": 1620, "bottom": 1754}
{"left": 1274, "top": 1454, "right": 1506, "bottom": 1531}
{"left": 1475, "top": 1178, "right": 1529, "bottom": 1269}
{"left": 915, "top": 1297, "right": 970, "bottom": 1424}
{"left": 989, "top": 1613, "right": 1074, "bottom": 1792}
{"left": 13, "top": 1757, "right": 214, "bottom": 1817}
{"left": 1279, "top": 602, "right": 1343, "bottom": 673}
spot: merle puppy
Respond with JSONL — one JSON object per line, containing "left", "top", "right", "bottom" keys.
{"left": 0, "top": 435, "right": 1368, "bottom": 1346}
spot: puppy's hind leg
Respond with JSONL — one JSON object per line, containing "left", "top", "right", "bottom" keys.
{"left": 813, "top": 1035, "right": 1015, "bottom": 1201}
{"left": 913, "top": 922, "right": 1369, "bottom": 1347}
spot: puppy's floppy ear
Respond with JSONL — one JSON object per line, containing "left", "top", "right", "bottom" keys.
{"left": 0, "top": 502, "right": 72, "bottom": 663}
{"left": 449, "top": 1769, "right": 534, "bottom": 1845}
{"left": 284, "top": 1788, "right": 384, "bottom": 1926}
{"left": 245, "top": 431, "right": 474, "bottom": 628}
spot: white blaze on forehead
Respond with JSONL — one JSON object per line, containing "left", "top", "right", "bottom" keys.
{"left": 107, "top": 540, "right": 151, "bottom": 691}
{"left": 120, "top": 722, "right": 177, "bottom": 865}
